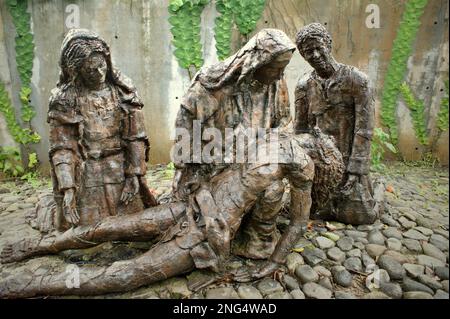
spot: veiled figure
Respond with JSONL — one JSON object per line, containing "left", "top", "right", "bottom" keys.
{"left": 41, "top": 29, "right": 157, "bottom": 232}
{"left": 172, "top": 28, "right": 295, "bottom": 259}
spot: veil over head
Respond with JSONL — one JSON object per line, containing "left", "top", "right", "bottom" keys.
{"left": 197, "top": 29, "right": 296, "bottom": 90}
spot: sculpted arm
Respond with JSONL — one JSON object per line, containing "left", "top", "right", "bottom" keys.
{"left": 121, "top": 103, "right": 154, "bottom": 205}
{"left": 270, "top": 159, "right": 314, "bottom": 264}
{"left": 294, "top": 79, "right": 311, "bottom": 134}
{"left": 347, "top": 72, "right": 374, "bottom": 176}
{"left": 272, "top": 78, "right": 292, "bottom": 128}
{"left": 48, "top": 101, "right": 81, "bottom": 226}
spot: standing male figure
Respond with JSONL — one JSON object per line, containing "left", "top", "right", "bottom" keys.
{"left": 294, "top": 23, "right": 382, "bottom": 225}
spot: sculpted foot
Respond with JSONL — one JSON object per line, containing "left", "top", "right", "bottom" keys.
{"left": 1, "top": 238, "right": 43, "bottom": 264}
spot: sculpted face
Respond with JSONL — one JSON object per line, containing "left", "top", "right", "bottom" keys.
{"left": 301, "top": 38, "right": 333, "bottom": 75}
{"left": 80, "top": 52, "right": 107, "bottom": 89}
{"left": 253, "top": 50, "right": 293, "bottom": 85}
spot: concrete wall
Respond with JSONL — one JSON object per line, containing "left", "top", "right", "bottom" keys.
{"left": 0, "top": 0, "right": 448, "bottom": 171}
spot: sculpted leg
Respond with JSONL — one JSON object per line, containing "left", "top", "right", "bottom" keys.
{"left": 1, "top": 202, "right": 185, "bottom": 264}
{"left": 0, "top": 239, "right": 195, "bottom": 298}
{"left": 232, "top": 180, "right": 285, "bottom": 259}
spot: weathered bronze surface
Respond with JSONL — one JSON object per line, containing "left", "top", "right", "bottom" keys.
{"left": 38, "top": 29, "right": 157, "bottom": 232}
{"left": 0, "top": 131, "right": 344, "bottom": 298}
{"left": 0, "top": 27, "right": 367, "bottom": 298}
{"left": 173, "top": 29, "right": 295, "bottom": 259}
{"left": 294, "top": 23, "right": 383, "bottom": 225}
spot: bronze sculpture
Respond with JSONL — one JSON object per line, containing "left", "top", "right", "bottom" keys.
{"left": 294, "top": 23, "right": 383, "bottom": 225}
{"left": 0, "top": 131, "right": 344, "bottom": 298}
{"left": 0, "top": 28, "right": 350, "bottom": 298}
{"left": 173, "top": 29, "right": 295, "bottom": 260}
{"left": 37, "top": 29, "right": 157, "bottom": 232}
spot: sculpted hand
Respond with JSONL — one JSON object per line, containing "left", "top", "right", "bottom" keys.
{"left": 63, "top": 188, "right": 79, "bottom": 226}
{"left": 120, "top": 176, "right": 140, "bottom": 205}
{"left": 233, "top": 261, "right": 280, "bottom": 283}
{"left": 341, "top": 173, "right": 358, "bottom": 195}
{"left": 206, "top": 213, "right": 231, "bottom": 262}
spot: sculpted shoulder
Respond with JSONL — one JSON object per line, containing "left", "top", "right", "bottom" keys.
{"left": 180, "top": 80, "right": 219, "bottom": 122}
{"left": 47, "top": 85, "right": 81, "bottom": 124}
{"left": 341, "top": 65, "right": 370, "bottom": 89}
{"left": 295, "top": 73, "right": 313, "bottom": 98}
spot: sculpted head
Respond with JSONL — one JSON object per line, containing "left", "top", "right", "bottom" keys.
{"left": 79, "top": 52, "right": 108, "bottom": 89}
{"left": 59, "top": 29, "right": 113, "bottom": 90}
{"left": 295, "top": 23, "right": 335, "bottom": 76}
{"left": 253, "top": 50, "right": 294, "bottom": 85}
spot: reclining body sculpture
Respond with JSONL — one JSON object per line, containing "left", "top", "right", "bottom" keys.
{"left": 0, "top": 132, "right": 344, "bottom": 298}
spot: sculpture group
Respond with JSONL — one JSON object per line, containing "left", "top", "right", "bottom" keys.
{"left": 0, "top": 24, "right": 384, "bottom": 298}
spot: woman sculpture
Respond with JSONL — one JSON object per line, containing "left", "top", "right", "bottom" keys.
{"left": 172, "top": 29, "right": 296, "bottom": 259}
{"left": 45, "top": 29, "right": 156, "bottom": 231}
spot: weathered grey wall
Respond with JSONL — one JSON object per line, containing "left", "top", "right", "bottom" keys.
{"left": 0, "top": 6, "right": 16, "bottom": 148}
{"left": 0, "top": 0, "right": 448, "bottom": 171}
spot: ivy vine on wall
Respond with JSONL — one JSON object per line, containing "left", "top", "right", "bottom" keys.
{"left": 214, "top": 0, "right": 267, "bottom": 61}
{"left": 380, "top": 0, "right": 428, "bottom": 145}
{"left": 0, "top": 0, "right": 40, "bottom": 177}
{"left": 214, "top": 0, "right": 234, "bottom": 60}
{"left": 7, "top": 0, "right": 36, "bottom": 125}
{"left": 168, "top": 0, "right": 210, "bottom": 78}
{"left": 169, "top": 0, "right": 267, "bottom": 71}
{"left": 399, "top": 82, "right": 428, "bottom": 145}
{"left": 0, "top": 83, "right": 39, "bottom": 145}
{"left": 437, "top": 81, "right": 449, "bottom": 134}
{"left": 232, "top": 0, "right": 266, "bottom": 36}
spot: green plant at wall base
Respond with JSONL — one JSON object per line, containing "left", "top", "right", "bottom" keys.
{"left": 0, "top": 147, "right": 23, "bottom": 177}
{"left": 0, "top": 146, "right": 39, "bottom": 180}
{"left": 0, "top": 83, "right": 40, "bottom": 145}
{"left": 437, "top": 81, "right": 449, "bottom": 133}
{"left": 399, "top": 82, "right": 428, "bottom": 145}
{"left": 380, "top": 0, "right": 428, "bottom": 145}
{"left": 371, "top": 127, "right": 397, "bottom": 171}
{"left": 169, "top": 0, "right": 210, "bottom": 74}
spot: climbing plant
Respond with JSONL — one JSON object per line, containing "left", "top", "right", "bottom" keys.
{"left": 0, "top": 0, "right": 40, "bottom": 178}
{"left": 6, "top": 0, "right": 36, "bottom": 125}
{"left": 380, "top": 0, "right": 428, "bottom": 145}
{"left": 371, "top": 127, "right": 397, "bottom": 171}
{"left": 0, "top": 83, "right": 39, "bottom": 145}
{"left": 233, "top": 0, "right": 266, "bottom": 36}
{"left": 214, "top": 0, "right": 266, "bottom": 60}
{"left": 214, "top": 0, "right": 234, "bottom": 60}
{"left": 168, "top": 0, "right": 267, "bottom": 68}
{"left": 168, "top": 0, "right": 210, "bottom": 78}
{"left": 399, "top": 82, "right": 428, "bottom": 145}
{"left": 437, "top": 81, "right": 449, "bottom": 133}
